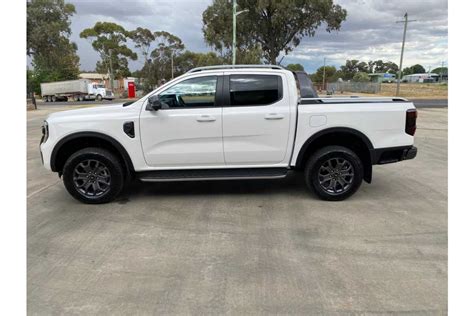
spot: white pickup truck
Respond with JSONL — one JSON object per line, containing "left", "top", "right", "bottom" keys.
{"left": 40, "top": 65, "right": 417, "bottom": 204}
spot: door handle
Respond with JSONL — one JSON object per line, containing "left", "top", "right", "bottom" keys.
{"left": 196, "top": 115, "right": 216, "bottom": 122}
{"left": 264, "top": 113, "right": 285, "bottom": 120}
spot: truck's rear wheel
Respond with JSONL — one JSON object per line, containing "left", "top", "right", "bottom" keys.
{"left": 304, "top": 146, "right": 363, "bottom": 201}
{"left": 43, "top": 96, "right": 48, "bottom": 102}
{"left": 52, "top": 96, "right": 57, "bottom": 102}
{"left": 62, "top": 147, "right": 124, "bottom": 204}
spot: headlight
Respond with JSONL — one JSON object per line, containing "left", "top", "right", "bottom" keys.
{"left": 41, "top": 120, "right": 49, "bottom": 144}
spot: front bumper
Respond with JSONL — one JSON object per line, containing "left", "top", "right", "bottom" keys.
{"left": 371, "top": 146, "right": 417, "bottom": 165}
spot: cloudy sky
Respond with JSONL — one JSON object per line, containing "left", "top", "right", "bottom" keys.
{"left": 67, "top": 0, "right": 448, "bottom": 73}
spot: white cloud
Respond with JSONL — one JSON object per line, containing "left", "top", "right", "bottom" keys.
{"left": 67, "top": 0, "right": 448, "bottom": 73}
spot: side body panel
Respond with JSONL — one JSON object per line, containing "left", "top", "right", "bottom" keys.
{"left": 290, "top": 101, "right": 416, "bottom": 166}
{"left": 40, "top": 104, "right": 146, "bottom": 171}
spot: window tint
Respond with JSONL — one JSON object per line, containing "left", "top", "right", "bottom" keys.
{"left": 230, "top": 75, "right": 281, "bottom": 106}
{"left": 159, "top": 76, "right": 217, "bottom": 108}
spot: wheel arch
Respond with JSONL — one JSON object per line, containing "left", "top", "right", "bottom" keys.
{"left": 50, "top": 132, "right": 134, "bottom": 180}
{"left": 295, "top": 127, "right": 374, "bottom": 183}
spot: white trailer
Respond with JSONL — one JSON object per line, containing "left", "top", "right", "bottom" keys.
{"left": 40, "top": 79, "right": 115, "bottom": 102}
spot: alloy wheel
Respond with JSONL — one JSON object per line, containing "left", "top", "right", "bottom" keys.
{"left": 72, "top": 159, "right": 111, "bottom": 198}
{"left": 316, "top": 157, "right": 354, "bottom": 195}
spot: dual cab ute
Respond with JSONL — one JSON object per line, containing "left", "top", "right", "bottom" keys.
{"left": 40, "top": 65, "right": 417, "bottom": 204}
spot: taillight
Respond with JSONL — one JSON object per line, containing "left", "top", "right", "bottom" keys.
{"left": 405, "top": 109, "right": 417, "bottom": 136}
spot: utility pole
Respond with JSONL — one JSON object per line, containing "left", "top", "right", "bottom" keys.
{"left": 322, "top": 57, "right": 327, "bottom": 92}
{"left": 396, "top": 13, "right": 416, "bottom": 96}
{"left": 232, "top": 0, "right": 248, "bottom": 65}
{"left": 171, "top": 50, "right": 174, "bottom": 79}
{"left": 108, "top": 49, "right": 114, "bottom": 92}
{"left": 441, "top": 61, "right": 445, "bottom": 82}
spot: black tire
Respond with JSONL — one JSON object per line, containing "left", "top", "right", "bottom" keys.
{"left": 52, "top": 96, "right": 57, "bottom": 102}
{"left": 96, "top": 94, "right": 103, "bottom": 101}
{"left": 62, "top": 147, "right": 124, "bottom": 204}
{"left": 43, "top": 96, "right": 48, "bottom": 102}
{"left": 304, "top": 145, "right": 363, "bottom": 201}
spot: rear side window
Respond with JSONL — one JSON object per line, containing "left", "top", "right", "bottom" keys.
{"left": 229, "top": 75, "right": 282, "bottom": 106}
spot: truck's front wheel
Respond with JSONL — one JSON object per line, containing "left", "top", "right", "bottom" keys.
{"left": 304, "top": 146, "right": 363, "bottom": 201}
{"left": 96, "top": 94, "right": 103, "bottom": 101}
{"left": 62, "top": 147, "right": 124, "bottom": 204}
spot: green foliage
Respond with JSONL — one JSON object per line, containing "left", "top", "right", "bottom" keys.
{"left": 129, "top": 27, "right": 156, "bottom": 91}
{"left": 286, "top": 64, "right": 305, "bottom": 72}
{"left": 411, "top": 64, "right": 426, "bottom": 74}
{"left": 432, "top": 67, "right": 448, "bottom": 75}
{"left": 402, "top": 64, "right": 426, "bottom": 76}
{"left": 310, "top": 66, "right": 337, "bottom": 83}
{"left": 27, "top": 0, "right": 80, "bottom": 94}
{"left": 368, "top": 60, "right": 399, "bottom": 74}
{"left": 340, "top": 59, "right": 399, "bottom": 81}
{"left": 340, "top": 60, "right": 367, "bottom": 80}
{"left": 352, "top": 72, "right": 370, "bottom": 82}
{"left": 175, "top": 51, "right": 224, "bottom": 74}
{"left": 203, "top": 0, "right": 347, "bottom": 64}
{"left": 80, "top": 22, "right": 138, "bottom": 85}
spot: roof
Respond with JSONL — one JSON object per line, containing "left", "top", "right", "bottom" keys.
{"left": 404, "top": 73, "right": 439, "bottom": 77}
{"left": 79, "top": 73, "right": 109, "bottom": 80}
{"left": 187, "top": 64, "right": 285, "bottom": 73}
{"left": 368, "top": 73, "right": 395, "bottom": 76}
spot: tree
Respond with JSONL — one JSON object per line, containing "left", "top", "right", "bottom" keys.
{"left": 432, "top": 67, "right": 448, "bottom": 75}
{"left": 149, "top": 31, "right": 185, "bottom": 82}
{"left": 369, "top": 60, "right": 399, "bottom": 74}
{"left": 352, "top": 72, "right": 370, "bottom": 82}
{"left": 409, "top": 64, "right": 426, "bottom": 74}
{"left": 310, "top": 66, "right": 337, "bottom": 83}
{"left": 27, "top": 0, "right": 80, "bottom": 93}
{"left": 432, "top": 67, "right": 448, "bottom": 80}
{"left": 203, "top": 0, "right": 347, "bottom": 64}
{"left": 80, "top": 22, "right": 138, "bottom": 90}
{"left": 130, "top": 27, "right": 156, "bottom": 91}
{"left": 286, "top": 64, "right": 305, "bottom": 72}
{"left": 175, "top": 51, "right": 224, "bottom": 74}
{"left": 402, "top": 66, "right": 413, "bottom": 76}
{"left": 340, "top": 60, "right": 368, "bottom": 80}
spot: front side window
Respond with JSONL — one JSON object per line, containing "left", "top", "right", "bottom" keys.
{"left": 229, "top": 75, "right": 281, "bottom": 106}
{"left": 159, "top": 76, "right": 217, "bottom": 108}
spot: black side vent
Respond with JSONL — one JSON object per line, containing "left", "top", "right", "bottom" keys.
{"left": 123, "top": 121, "right": 135, "bottom": 138}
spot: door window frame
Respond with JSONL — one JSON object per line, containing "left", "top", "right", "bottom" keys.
{"left": 223, "top": 74, "right": 284, "bottom": 107}
{"left": 150, "top": 75, "right": 224, "bottom": 110}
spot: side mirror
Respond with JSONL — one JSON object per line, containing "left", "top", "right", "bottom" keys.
{"left": 146, "top": 95, "right": 162, "bottom": 111}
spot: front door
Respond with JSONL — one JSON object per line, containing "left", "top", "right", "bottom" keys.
{"left": 140, "top": 75, "right": 224, "bottom": 168}
{"left": 222, "top": 73, "right": 291, "bottom": 166}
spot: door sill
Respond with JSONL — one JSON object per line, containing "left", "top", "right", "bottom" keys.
{"left": 138, "top": 168, "right": 288, "bottom": 182}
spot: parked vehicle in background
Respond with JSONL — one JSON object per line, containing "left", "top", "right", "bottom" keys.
{"left": 40, "top": 79, "right": 115, "bottom": 102}
{"left": 40, "top": 65, "right": 417, "bottom": 204}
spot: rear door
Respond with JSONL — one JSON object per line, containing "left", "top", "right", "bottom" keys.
{"left": 222, "top": 73, "right": 291, "bottom": 166}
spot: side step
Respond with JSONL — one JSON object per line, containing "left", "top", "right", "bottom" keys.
{"left": 138, "top": 168, "right": 288, "bottom": 182}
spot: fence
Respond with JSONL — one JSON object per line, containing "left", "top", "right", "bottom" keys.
{"left": 326, "top": 82, "right": 381, "bottom": 94}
